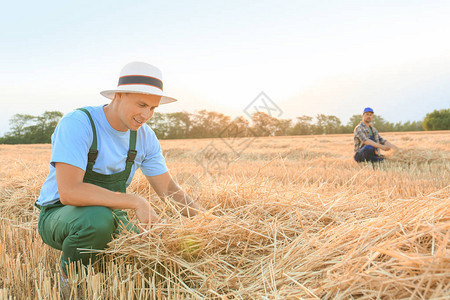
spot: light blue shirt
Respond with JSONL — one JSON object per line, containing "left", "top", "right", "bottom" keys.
{"left": 36, "top": 105, "right": 168, "bottom": 206}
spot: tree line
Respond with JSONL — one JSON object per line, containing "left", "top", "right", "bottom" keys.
{"left": 0, "top": 108, "right": 448, "bottom": 144}
{"left": 0, "top": 111, "right": 63, "bottom": 144}
{"left": 147, "top": 111, "right": 429, "bottom": 139}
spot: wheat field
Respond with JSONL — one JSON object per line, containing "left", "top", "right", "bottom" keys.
{"left": 0, "top": 131, "right": 449, "bottom": 299}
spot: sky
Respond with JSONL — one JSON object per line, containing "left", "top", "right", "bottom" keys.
{"left": 1, "top": 0, "right": 449, "bottom": 136}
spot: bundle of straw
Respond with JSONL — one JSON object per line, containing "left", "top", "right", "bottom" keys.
{"left": 96, "top": 182, "right": 450, "bottom": 298}
{"left": 385, "top": 148, "right": 449, "bottom": 164}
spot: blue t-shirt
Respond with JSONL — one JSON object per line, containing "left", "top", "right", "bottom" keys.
{"left": 36, "top": 105, "right": 168, "bottom": 206}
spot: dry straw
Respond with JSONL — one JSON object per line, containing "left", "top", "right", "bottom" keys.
{"left": 0, "top": 133, "right": 449, "bottom": 299}
{"left": 386, "top": 147, "right": 449, "bottom": 165}
{"left": 97, "top": 180, "right": 449, "bottom": 299}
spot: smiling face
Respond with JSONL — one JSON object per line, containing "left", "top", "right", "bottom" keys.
{"left": 362, "top": 112, "right": 374, "bottom": 125}
{"left": 109, "top": 93, "right": 161, "bottom": 131}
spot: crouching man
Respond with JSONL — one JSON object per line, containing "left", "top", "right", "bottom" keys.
{"left": 35, "top": 62, "right": 202, "bottom": 275}
{"left": 353, "top": 107, "right": 398, "bottom": 162}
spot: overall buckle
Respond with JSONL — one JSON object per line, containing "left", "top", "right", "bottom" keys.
{"left": 88, "top": 150, "right": 98, "bottom": 162}
{"left": 126, "top": 150, "right": 137, "bottom": 163}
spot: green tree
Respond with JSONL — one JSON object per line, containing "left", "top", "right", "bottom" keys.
{"left": 290, "top": 115, "right": 313, "bottom": 135}
{"left": 315, "top": 114, "right": 342, "bottom": 134}
{"left": 166, "top": 112, "right": 192, "bottom": 139}
{"left": 8, "top": 114, "right": 34, "bottom": 137}
{"left": 220, "top": 116, "right": 251, "bottom": 138}
{"left": 347, "top": 114, "right": 362, "bottom": 131}
{"left": 0, "top": 111, "right": 63, "bottom": 144}
{"left": 393, "top": 120, "right": 424, "bottom": 132}
{"left": 146, "top": 112, "right": 169, "bottom": 139}
{"left": 251, "top": 112, "right": 280, "bottom": 136}
{"left": 190, "top": 110, "right": 231, "bottom": 138}
{"left": 275, "top": 118, "right": 292, "bottom": 136}
{"left": 30, "top": 111, "right": 64, "bottom": 143}
{"left": 422, "top": 109, "right": 450, "bottom": 130}
{"left": 372, "top": 115, "right": 394, "bottom": 132}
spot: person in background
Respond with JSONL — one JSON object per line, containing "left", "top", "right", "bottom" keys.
{"left": 353, "top": 107, "right": 398, "bottom": 162}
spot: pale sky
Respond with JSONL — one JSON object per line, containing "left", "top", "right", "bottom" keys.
{"left": 1, "top": 0, "right": 449, "bottom": 136}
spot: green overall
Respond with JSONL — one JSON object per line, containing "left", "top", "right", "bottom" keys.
{"left": 37, "top": 108, "right": 139, "bottom": 275}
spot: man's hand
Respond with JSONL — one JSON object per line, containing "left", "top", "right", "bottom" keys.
{"left": 385, "top": 141, "right": 399, "bottom": 152}
{"left": 132, "top": 195, "right": 160, "bottom": 229}
{"left": 363, "top": 139, "right": 390, "bottom": 151}
{"left": 380, "top": 144, "right": 391, "bottom": 151}
{"left": 146, "top": 172, "right": 203, "bottom": 217}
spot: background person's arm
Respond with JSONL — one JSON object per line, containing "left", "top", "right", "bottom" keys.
{"left": 55, "top": 162, "right": 159, "bottom": 226}
{"left": 363, "top": 139, "right": 391, "bottom": 151}
{"left": 146, "top": 172, "right": 202, "bottom": 217}
{"left": 384, "top": 140, "right": 399, "bottom": 151}
{"left": 374, "top": 131, "right": 398, "bottom": 151}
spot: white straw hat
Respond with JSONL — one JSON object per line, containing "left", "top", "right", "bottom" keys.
{"left": 100, "top": 62, "right": 177, "bottom": 104}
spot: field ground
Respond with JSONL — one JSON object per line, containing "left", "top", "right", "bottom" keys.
{"left": 0, "top": 131, "right": 449, "bottom": 299}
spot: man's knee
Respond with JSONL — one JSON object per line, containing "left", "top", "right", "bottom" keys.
{"left": 354, "top": 145, "right": 375, "bottom": 162}
{"left": 75, "top": 206, "right": 115, "bottom": 245}
{"left": 362, "top": 145, "right": 374, "bottom": 151}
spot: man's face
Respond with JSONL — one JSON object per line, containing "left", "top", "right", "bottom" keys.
{"left": 115, "top": 93, "right": 161, "bottom": 131}
{"left": 362, "top": 112, "right": 373, "bottom": 124}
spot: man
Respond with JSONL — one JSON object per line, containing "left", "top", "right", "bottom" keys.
{"left": 36, "top": 62, "right": 201, "bottom": 275}
{"left": 353, "top": 107, "right": 398, "bottom": 162}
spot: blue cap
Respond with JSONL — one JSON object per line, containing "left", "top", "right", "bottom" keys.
{"left": 363, "top": 107, "right": 374, "bottom": 113}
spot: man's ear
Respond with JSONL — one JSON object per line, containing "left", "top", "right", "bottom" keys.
{"left": 113, "top": 93, "right": 122, "bottom": 102}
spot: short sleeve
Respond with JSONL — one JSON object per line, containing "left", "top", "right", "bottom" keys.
{"left": 139, "top": 129, "right": 168, "bottom": 177}
{"left": 50, "top": 111, "right": 92, "bottom": 171}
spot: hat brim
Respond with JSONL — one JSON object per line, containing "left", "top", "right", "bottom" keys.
{"left": 100, "top": 90, "right": 177, "bottom": 105}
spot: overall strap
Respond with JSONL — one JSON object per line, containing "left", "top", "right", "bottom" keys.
{"left": 124, "top": 130, "right": 137, "bottom": 179}
{"left": 76, "top": 108, "right": 98, "bottom": 170}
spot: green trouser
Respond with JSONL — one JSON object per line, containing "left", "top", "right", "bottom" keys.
{"left": 38, "top": 202, "right": 138, "bottom": 274}
{"left": 37, "top": 108, "right": 140, "bottom": 275}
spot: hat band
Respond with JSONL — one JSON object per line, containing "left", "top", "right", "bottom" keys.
{"left": 118, "top": 75, "right": 163, "bottom": 91}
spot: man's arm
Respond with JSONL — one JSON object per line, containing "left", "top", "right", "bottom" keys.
{"left": 355, "top": 127, "right": 390, "bottom": 150}
{"left": 363, "top": 139, "right": 391, "bottom": 151}
{"left": 145, "top": 172, "right": 202, "bottom": 217}
{"left": 374, "top": 131, "right": 398, "bottom": 151}
{"left": 354, "top": 125, "right": 390, "bottom": 151}
{"left": 55, "top": 162, "right": 159, "bottom": 225}
{"left": 384, "top": 140, "right": 399, "bottom": 151}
